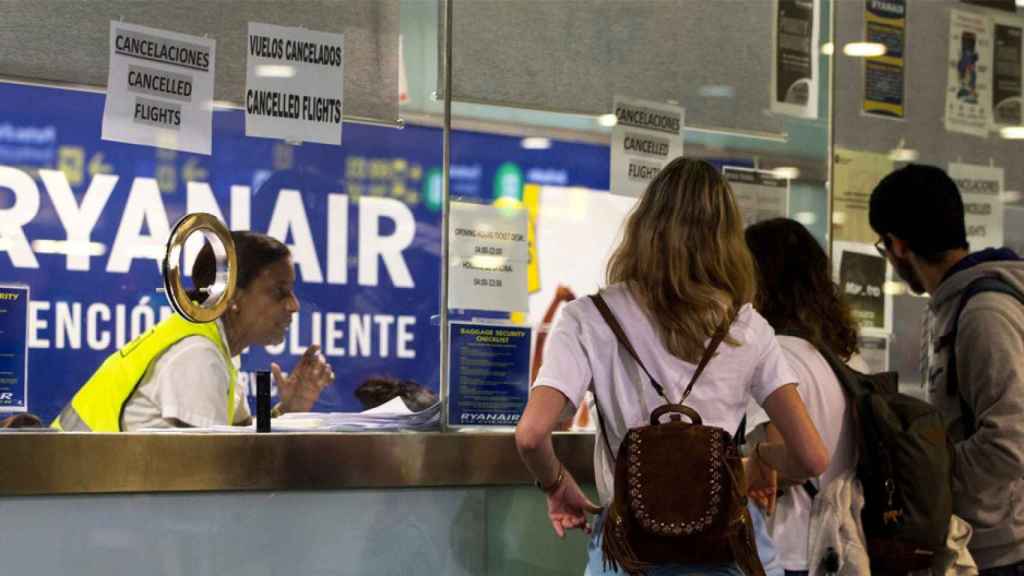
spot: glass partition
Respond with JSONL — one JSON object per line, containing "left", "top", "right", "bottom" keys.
{"left": 0, "top": 0, "right": 441, "bottom": 429}
{"left": 832, "top": 0, "right": 1024, "bottom": 391}
{"left": 441, "top": 0, "right": 835, "bottom": 430}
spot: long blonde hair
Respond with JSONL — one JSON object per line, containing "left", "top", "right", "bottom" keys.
{"left": 606, "top": 157, "right": 756, "bottom": 362}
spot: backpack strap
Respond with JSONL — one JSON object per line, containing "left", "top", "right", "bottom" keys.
{"left": 938, "top": 276, "right": 1024, "bottom": 438}
{"left": 588, "top": 293, "right": 733, "bottom": 459}
{"left": 591, "top": 294, "right": 669, "bottom": 401}
{"left": 775, "top": 332, "right": 855, "bottom": 501}
{"left": 591, "top": 294, "right": 731, "bottom": 404}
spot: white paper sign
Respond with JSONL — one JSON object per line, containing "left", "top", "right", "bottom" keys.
{"left": 945, "top": 9, "right": 993, "bottom": 137}
{"left": 245, "top": 22, "right": 344, "bottom": 145}
{"left": 102, "top": 21, "right": 215, "bottom": 155}
{"left": 949, "top": 162, "right": 1005, "bottom": 251}
{"left": 722, "top": 167, "right": 790, "bottom": 226}
{"left": 609, "top": 96, "right": 684, "bottom": 198}
{"left": 449, "top": 201, "right": 529, "bottom": 313}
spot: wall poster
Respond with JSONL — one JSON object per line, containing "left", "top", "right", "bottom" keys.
{"left": 945, "top": 9, "right": 993, "bottom": 137}
{"left": 772, "top": 0, "right": 821, "bottom": 119}
{"left": 832, "top": 148, "right": 894, "bottom": 245}
{"left": 863, "top": 0, "right": 907, "bottom": 118}
{"left": 833, "top": 241, "right": 892, "bottom": 334}
{"left": 991, "top": 15, "right": 1023, "bottom": 127}
{"left": 949, "top": 161, "right": 1005, "bottom": 251}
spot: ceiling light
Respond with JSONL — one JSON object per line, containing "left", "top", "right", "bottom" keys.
{"left": 1000, "top": 126, "right": 1024, "bottom": 139}
{"left": 843, "top": 42, "right": 886, "bottom": 57}
{"left": 821, "top": 42, "right": 835, "bottom": 56}
{"left": 888, "top": 147, "right": 919, "bottom": 162}
{"left": 771, "top": 166, "right": 800, "bottom": 180}
{"left": 597, "top": 114, "right": 618, "bottom": 127}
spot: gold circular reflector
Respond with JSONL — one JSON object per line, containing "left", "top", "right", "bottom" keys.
{"left": 162, "top": 213, "right": 237, "bottom": 323}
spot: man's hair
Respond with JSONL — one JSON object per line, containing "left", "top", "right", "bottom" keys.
{"left": 869, "top": 164, "right": 968, "bottom": 262}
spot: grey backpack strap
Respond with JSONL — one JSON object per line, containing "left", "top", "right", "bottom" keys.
{"left": 940, "top": 276, "right": 1024, "bottom": 437}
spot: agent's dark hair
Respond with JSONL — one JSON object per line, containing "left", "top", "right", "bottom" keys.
{"left": 869, "top": 164, "right": 968, "bottom": 263}
{"left": 745, "top": 218, "right": 859, "bottom": 360}
{"left": 354, "top": 377, "right": 438, "bottom": 412}
{"left": 190, "top": 231, "right": 290, "bottom": 302}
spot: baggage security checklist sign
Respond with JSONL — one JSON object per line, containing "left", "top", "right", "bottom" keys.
{"left": 246, "top": 23, "right": 344, "bottom": 145}
{"left": 102, "top": 22, "right": 216, "bottom": 155}
{"left": 0, "top": 285, "right": 29, "bottom": 412}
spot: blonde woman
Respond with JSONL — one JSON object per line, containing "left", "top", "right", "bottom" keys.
{"left": 515, "top": 158, "right": 829, "bottom": 575}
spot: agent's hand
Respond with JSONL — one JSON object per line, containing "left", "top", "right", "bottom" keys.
{"left": 273, "top": 344, "right": 335, "bottom": 413}
{"left": 546, "top": 471, "right": 601, "bottom": 538}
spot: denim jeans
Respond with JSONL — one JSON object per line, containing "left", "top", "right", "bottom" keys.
{"left": 981, "top": 559, "right": 1024, "bottom": 576}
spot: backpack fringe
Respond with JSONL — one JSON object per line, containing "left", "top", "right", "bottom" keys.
{"left": 601, "top": 510, "right": 653, "bottom": 576}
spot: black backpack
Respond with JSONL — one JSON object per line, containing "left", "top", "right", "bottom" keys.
{"left": 939, "top": 276, "right": 1024, "bottom": 438}
{"left": 810, "top": 342, "right": 954, "bottom": 574}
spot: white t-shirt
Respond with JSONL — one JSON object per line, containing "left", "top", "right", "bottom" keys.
{"left": 533, "top": 283, "right": 798, "bottom": 505}
{"left": 746, "top": 336, "right": 863, "bottom": 572}
{"left": 121, "top": 320, "right": 250, "bottom": 430}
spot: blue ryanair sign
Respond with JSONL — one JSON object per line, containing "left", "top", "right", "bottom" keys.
{"left": 0, "top": 81, "right": 610, "bottom": 423}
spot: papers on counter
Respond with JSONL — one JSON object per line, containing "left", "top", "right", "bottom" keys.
{"left": 141, "top": 396, "right": 441, "bottom": 433}
{"left": 273, "top": 397, "right": 441, "bottom": 432}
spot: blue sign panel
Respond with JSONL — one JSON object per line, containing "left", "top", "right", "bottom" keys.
{"left": 0, "top": 284, "right": 29, "bottom": 412}
{"left": 448, "top": 322, "right": 531, "bottom": 427}
{"left": 0, "top": 81, "right": 611, "bottom": 423}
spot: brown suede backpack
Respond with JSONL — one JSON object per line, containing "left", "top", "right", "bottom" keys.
{"left": 589, "top": 295, "right": 765, "bottom": 576}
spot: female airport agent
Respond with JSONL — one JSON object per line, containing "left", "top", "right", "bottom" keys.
{"left": 52, "top": 231, "right": 334, "bottom": 431}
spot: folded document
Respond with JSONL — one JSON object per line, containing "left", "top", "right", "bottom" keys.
{"left": 268, "top": 397, "right": 441, "bottom": 432}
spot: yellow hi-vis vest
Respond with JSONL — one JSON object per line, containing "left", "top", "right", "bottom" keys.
{"left": 51, "top": 314, "right": 236, "bottom": 432}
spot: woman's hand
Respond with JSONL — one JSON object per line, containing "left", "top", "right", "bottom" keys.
{"left": 546, "top": 471, "right": 602, "bottom": 538}
{"left": 273, "top": 344, "right": 335, "bottom": 413}
{"left": 744, "top": 453, "right": 778, "bottom": 515}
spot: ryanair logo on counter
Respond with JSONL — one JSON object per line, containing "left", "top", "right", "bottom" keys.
{"left": 460, "top": 413, "right": 520, "bottom": 424}
{"left": 0, "top": 292, "right": 20, "bottom": 301}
